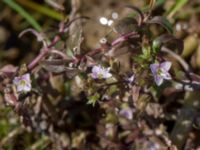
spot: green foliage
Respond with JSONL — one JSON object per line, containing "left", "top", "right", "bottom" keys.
{"left": 133, "top": 46, "right": 152, "bottom": 65}
{"left": 28, "top": 135, "right": 50, "bottom": 150}
{"left": 64, "top": 81, "right": 72, "bottom": 97}
{"left": 166, "top": 0, "right": 188, "bottom": 18}
{"left": 152, "top": 39, "right": 161, "bottom": 53}
{"left": 152, "top": 34, "right": 184, "bottom": 54}
{"left": 0, "top": 107, "right": 14, "bottom": 137}
{"left": 106, "top": 85, "right": 119, "bottom": 96}
{"left": 0, "top": 119, "right": 10, "bottom": 137}
{"left": 2, "top": 0, "right": 42, "bottom": 31}
{"left": 156, "top": 0, "right": 165, "bottom": 7}
{"left": 16, "top": 0, "right": 64, "bottom": 21}
{"left": 87, "top": 93, "right": 100, "bottom": 106}
{"left": 142, "top": 46, "right": 151, "bottom": 59}
{"left": 66, "top": 48, "right": 75, "bottom": 58}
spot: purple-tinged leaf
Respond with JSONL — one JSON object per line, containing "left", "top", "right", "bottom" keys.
{"left": 4, "top": 88, "right": 18, "bottom": 106}
{"left": 85, "top": 56, "right": 96, "bottom": 67}
{"left": 0, "top": 65, "right": 17, "bottom": 79}
{"left": 153, "top": 34, "right": 183, "bottom": 54}
{"left": 41, "top": 59, "right": 78, "bottom": 75}
{"left": 147, "top": 16, "right": 173, "bottom": 33}
{"left": 125, "top": 5, "right": 144, "bottom": 25}
{"left": 189, "top": 73, "right": 200, "bottom": 83}
{"left": 132, "top": 86, "right": 141, "bottom": 103}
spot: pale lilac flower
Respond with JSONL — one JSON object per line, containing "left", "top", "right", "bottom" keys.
{"left": 125, "top": 75, "right": 135, "bottom": 83}
{"left": 13, "top": 73, "right": 31, "bottom": 92}
{"left": 119, "top": 108, "right": 133, "bottom": 120}
{"left": 150, "top": 61, "right": 172, "bottom": 86}
{"left": 147, "top": 142, "right": 160, "bottom": 150}
{"left": 91, "top": 65, "right": 112, "bottom": 79}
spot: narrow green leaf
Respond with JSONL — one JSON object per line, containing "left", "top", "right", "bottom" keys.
{"left": 66, "top": 48, "right": 74, "bottom": 58}
{"left": 2, "top": 0, "right": 42, "bottom": 31}
{"left": 152, "top": 39, "right": 161, "bottom": 53}
{"left": 16, "top": 0, "right": 64, "bottom": 21}
{"left": 166, "top": 0, "right": 188, "bottom": 19}
{"left": 142, "top": 46, "right": 151, "bottom": 59}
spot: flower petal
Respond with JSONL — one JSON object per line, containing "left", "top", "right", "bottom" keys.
{"left": 154, "top": 75, "right": 163, "bottom": 86}
{"left": 22, "top": 73, "right": 31, "bottom": 81}
{"left": 163, "top": 72, "right": 172, "bottom": 80}
{"left": 91, "top": 72, "right": 98, "bottom": 79}
{"left": 16, "top": 84, "right": 24, "bottom": 92}
{"left": 91, "top": 65, "right": 102, "bottom": 79}
{"left": 119, "top": 109, "right": 133, "bottom": 120}
{"left": 13, "top": 73, "right": 32, "bottom": 92}
{"left": 150, "top": 63, "right": 159, "bottom": 75}
{"left": 91, "top": 65, "right": 112, "bottom": 79}
{"left": 13, "top": 77, "right": 20, "bottom": 85}
{"left": 103, "top": 72, "right": 112, "bottom": 79}
{"left": 127, "top": 75, "right": 135, "bottom": 83}
{"left": 160, "top": 61, "right": 172, "bottom": 71}
{"left": 23, "top": 84, "right": 31, "bottom": 92}
{"left": 92, "top": 65, "right": 101, "bottom": 74}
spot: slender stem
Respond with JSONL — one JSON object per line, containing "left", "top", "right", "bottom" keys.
{"left": 174, "top": 79, "right": 200, "bottom": 91}
{"left": 28, "top": 48, "right": 49, "bottom": 70}
{"left": 0, "top": 127, "right": 23, "bottom": 146}
{"left": 28, "top": 35, "right": 61, "bottom": 70}
{"left": 73, "top": 32, "right": 140, "bottom": 65}
{"left": 28, "top": 28, "right": 138, "bottom": 71}
{"left": 50, "top": 49, "right": 68, "bottom": 59}
{"left": 161, "top": 47, "right": 190, "bottom": 72}
{"left": 86, "top": 48, "right": 102, "bottom": 57}
{"left": 125, "top": 5, "right": 144, "bottom": 25}
{"left": 29, "top": 135, "right": 50, "bottom": 150}
{"left": 111, "top": 32, "right": 139, "bottom": 46}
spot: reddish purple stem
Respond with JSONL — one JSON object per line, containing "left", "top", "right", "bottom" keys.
{"left": 75, "top": 32, "right": 140, "bottom": 64}
{"left": 28, "top": 35, "right": 61, "bottom": 70}
{"left": 111, "top": 32, "right": 139, "bottom": 46}
{"left": 28, "top": 30, "right": 139, "bottom": 71}
{"left": 28, "top": 21, "right": 66, "bottom": 71}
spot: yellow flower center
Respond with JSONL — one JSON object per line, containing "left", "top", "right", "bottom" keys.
{"left": 19, "top": 80, "right": 26, "bottom": 87}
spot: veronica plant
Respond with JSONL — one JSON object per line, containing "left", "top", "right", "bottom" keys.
{"left": 0, "top": 2, "right": 198, "bottom": 149}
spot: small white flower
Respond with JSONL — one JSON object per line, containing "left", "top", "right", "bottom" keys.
{"left": 13, "top": 73, "right": 31, "bottom": 92}
{"left": 91, "top": 65, "right": 112, "bottom": 79}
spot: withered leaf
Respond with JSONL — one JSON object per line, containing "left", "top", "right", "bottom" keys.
{"left": 41, "top": 59, "right": 78, "bottom": 74}
{"left": 132, "top": 85, "right": 141, "bottom": 103}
